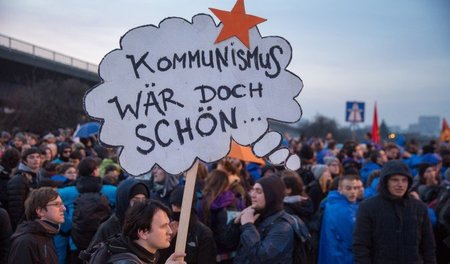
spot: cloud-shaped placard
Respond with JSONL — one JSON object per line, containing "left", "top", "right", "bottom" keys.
{"left": 84, "top": 14, "right": 303, "bottom": 176}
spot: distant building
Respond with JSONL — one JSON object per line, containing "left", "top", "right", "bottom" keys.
{"left": 408, "top": 116, "right": 440, "bottom": 136}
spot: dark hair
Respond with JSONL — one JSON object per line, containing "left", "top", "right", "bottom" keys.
{"left": 281, "top": 171, "right": 305, "bottom": 196}
{"left": 21, "top": 147, "right": 42, "bottom": 161}
{"left": 122, "top": 199, "right": 170, "bottom": 240}
{"left": 344, "top": 143, "right": 357, "bottom": 158}
{"left": 70, "top": 149, "right": 84, "bottom": 160}
{"left": 369, "top": 149, "right": 380, "bottom": 163}
{"left": 78, "top": 157, "right": 101, "bottom": 176}
{"left": 104, "top": 164, "right": 120, "bottom": 175}
{"left": 417, "top": 163, "right": 439, "bottom": 185}
{"left": 57, "top": 162, "right": 77, "bottom": 174}
{"left": 24, "top": 187, "right": 59, "bottom": 220}
{"left": 1, "top": 148, "right": 21, "bottom": 170}
{"left": 298, "top": 145, "right": 314, "bottom": 160}
{"left": 385, "top": 142, "right": 399, "bottom": 151}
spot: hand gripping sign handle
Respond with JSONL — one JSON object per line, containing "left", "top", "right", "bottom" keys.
{"left": 174, "top": 160, "right": 199, "bottom": 261}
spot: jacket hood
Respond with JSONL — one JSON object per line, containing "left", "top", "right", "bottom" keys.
{"left": 379, "top": 160, "right": 412, "bottom": 199}
{"left": 17, "top": 162, "right": 36, "bottom": 175}
{"left": 257, "top": 174, "right": 285, "bottom": 219}
{"left": 11, "top": 220, "right": 59, "bottom": 241}
{"left": 76, "top": 175, "right": 103, "bottom": 193}
{"left": 116, "top": 178, "right": 150, "bottom": 223}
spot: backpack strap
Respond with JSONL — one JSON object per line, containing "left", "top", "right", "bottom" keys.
{"left": 108, "top": 252, "right": 144, "bottom": 264}
{"left": 280, "top": 213, "right": 311, "bottom": 243}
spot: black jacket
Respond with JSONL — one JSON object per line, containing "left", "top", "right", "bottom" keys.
{"left": 107, "top": 234, "right": 157, "bottom": 264}
{"left": 8, "top": 220, "right": 59, "bottom": 264}
{"left": 0, "top": 207, "right": 12, "bottom": 263}
{"left": 353, "top": 168, "right": 436, "bottom": 264}
{"left": 283, "top": 195, "right": 314, "bottom": 223}
{"left": 307, "top": 180, "right": 328, "bottom": 213}
{"left": 0, "top": 164, "right": 13, "bottom": 209}
{"left": 6, "top": 163, "right": 38, "bottom": 230}
{"left": 157, "top": 213, "right": 217, "bottom": 264}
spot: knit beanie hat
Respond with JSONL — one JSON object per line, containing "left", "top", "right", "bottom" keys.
{"left": 256, "top": 174, "right": 285, "bottom": 218}
{"left": 324, "top": 156, "right": 339, "bottom": 166}
{"left": 129, "top": 183, "right": 149, "bottom": 199}
{"left": 312, "top": 164, "right": 328, "bottom": 181}
{"left": 170, "top": 185, "right": 197, "bottom": 207}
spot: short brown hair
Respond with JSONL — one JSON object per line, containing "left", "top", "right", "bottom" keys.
{"left": 24, "top": 187, "right": 59, "bottom": 220}
{"left": 338, "top": 174, "right": 360, "bottom": 187}
{"left": 281, "top": 170, "right": 305, "bottom": 196}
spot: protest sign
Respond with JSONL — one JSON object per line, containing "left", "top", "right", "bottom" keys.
{"left": 84, "top": 11, "right": 303, "bottom": 175}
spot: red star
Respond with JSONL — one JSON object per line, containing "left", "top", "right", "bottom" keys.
{"left": 209, "top": 0, "right": 266, "bottom": 48}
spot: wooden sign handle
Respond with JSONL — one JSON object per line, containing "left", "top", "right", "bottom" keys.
{"left": 174, "top": 160, "right": 199, "bottom": 260}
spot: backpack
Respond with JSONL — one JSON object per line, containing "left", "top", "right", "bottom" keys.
{"left": 79, "top": 235, "right": 142, "bottom": 264}
{"left": 435, "top": 186, "right": 450, "bottom": 233}
{"left": 72, "top": 192, "right": 112, "bottom": 250}
{"left": 281, "top": 213, "right": 313, "bottom": 264}
{"left": 306, "top": 206, "right": 324, "bottom": 252}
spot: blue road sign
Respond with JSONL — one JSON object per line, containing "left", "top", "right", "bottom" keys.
{"left": 346, "top": 101, "right": 365, "bottom": 123}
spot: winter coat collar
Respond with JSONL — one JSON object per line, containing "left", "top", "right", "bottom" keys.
{"left": 109, "top": 234, "right": 157, "bottom": 263}
{"left": 283, "top": 195, "right": 309, "bottom": 204}
{"left": 11, "top": 219, "right": 59, "bottom": 240}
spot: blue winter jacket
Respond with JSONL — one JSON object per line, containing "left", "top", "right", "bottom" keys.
{"left": 360, "top": 162, "right": 381, "bottom": 186}
{"left": 53, "top": 177, "right": 116, "bottom": 264}
{"left": 364, "top": 177, "right": 380, "bottom": 199}
{"left": 318, "top": 191, "right": 358, "bottom": 264}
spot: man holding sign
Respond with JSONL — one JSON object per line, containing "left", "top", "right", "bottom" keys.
{"left": 88, "top": 200, "right": 186, "bottom": 264}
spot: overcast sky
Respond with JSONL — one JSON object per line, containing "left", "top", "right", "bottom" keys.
{"left": 1, "top": 0, "right": 449, "bottom": 129}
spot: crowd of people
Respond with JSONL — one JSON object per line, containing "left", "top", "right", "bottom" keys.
{"left": 0, "top": 128, "right": 449, "bottom": 264}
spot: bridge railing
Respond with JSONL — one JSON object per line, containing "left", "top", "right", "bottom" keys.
{"left": 0, "top": 33, "right": 98, "bottom": 73}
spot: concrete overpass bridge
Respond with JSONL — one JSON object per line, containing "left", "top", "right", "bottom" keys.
{"left": 0, "top": 33, "right": 300, "bottom": 136}
{"left": 0, "top": 33, "right": 100, "bottom": 86}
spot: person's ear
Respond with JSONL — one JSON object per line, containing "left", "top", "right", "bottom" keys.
{"left": 285, "top": 187, "right": 292, "bottom": 195}
{"left": 36, "top": 207, "right": 45, "bottom": 218}
{"left": 137, "top": 229, "right": 149, "bottom": 240}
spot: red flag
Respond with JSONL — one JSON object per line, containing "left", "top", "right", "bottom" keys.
{"left": 371, "top": 102, "right": 380, "bottom": 144}
{"left": 441, "top": 117, "right": 450, "bottom": 142}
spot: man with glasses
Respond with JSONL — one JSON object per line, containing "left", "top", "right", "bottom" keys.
{"left": 8, "top": 187, "right": 65, "bottom": 264}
